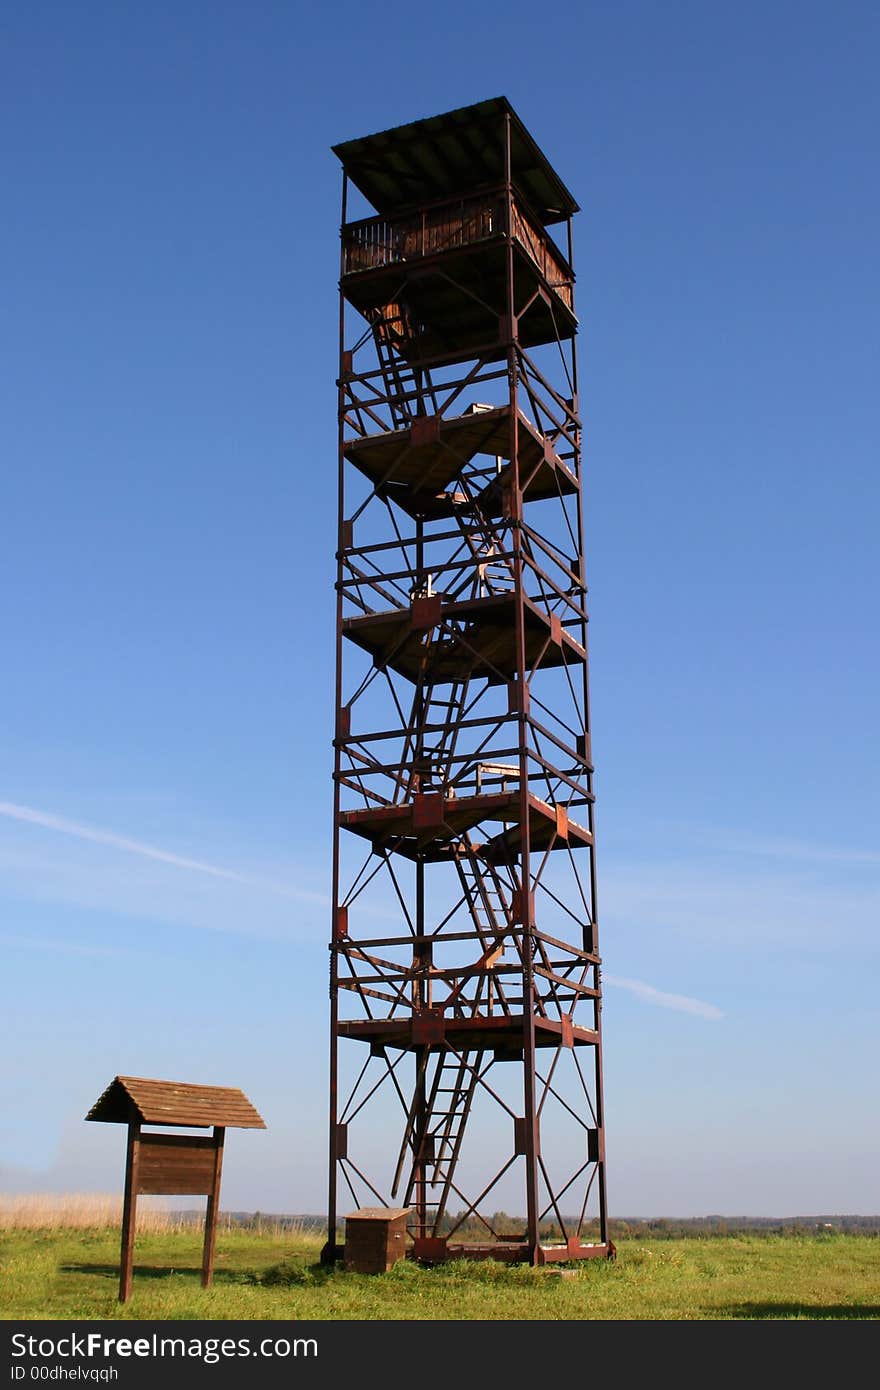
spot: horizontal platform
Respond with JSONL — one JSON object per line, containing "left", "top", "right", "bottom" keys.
{"left": 325, "top": 1237, "right": 614, "bottom": 1266}
{"left": 342, "top": 239, "right": 577, "bottom": 365}
{"left": 338, "top": 789, "right": 592, "bottom": 862}
{"left": 342, "top": 593, "right": 585, "bottom": 686}
{"left": 409, "top": 1239, "right": 614, "bottom": 1265}
{"left": 343, "top": 406, "right": 577, "bottom": 520}
{"left": 336, "top": 1013, "right": 599, "bottom": 1053}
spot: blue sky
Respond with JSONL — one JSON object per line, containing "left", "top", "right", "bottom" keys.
{"left": 1, "top": 1, "right": 878, "bottom": 1217}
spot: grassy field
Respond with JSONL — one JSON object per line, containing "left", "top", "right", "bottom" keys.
{"left": 1, "top": 1221, "right": 878, "bottom": 1320}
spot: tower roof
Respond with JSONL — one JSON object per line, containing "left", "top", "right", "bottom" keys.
{"left": 332, "top": 96, "right": 578, "bottom": 227}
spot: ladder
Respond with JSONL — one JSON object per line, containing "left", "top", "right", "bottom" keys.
{"left": 408, "top": 679, "right": 470, "bottom": 798}
{"left": 456, "top": 849, "right": 514, "bottom": 1018}
{"left": 404, "top": 1047, "right": 484, "bottom": 1232}
{"left": 446, "top": 492, "right": 516, "bottom": 600}
{"left": 370, "top": 303, "right": 436, "bottom": 430}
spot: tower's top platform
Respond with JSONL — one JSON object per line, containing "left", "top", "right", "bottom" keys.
{"left": 332, "top": 96, "right": 578, "bottom": 227}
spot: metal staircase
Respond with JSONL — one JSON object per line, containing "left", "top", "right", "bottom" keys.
{"left": 411, "top": 680, "right": 469, "bottom": 797}
{"left": 370, "top": 304, "right": 436, "bottom": 429}
{"left": 404, "top": 1046, "right": 484, "bottom": 1230}
{"left": 447, "top": 494, "right": 517, "bottom": 599}
{"left": 455, "top": 849, "right": 514, "bottom": 1017}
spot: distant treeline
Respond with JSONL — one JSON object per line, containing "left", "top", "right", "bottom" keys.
{"left": 607, "top": 1215, "right": 880, "bottom": 1238}
{"left": 218, "top": 1210, "right": 880, "bottom": 1238}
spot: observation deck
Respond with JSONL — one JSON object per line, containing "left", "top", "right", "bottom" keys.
{"left": 334, "top": 97, "right": 579, "bottom": 362}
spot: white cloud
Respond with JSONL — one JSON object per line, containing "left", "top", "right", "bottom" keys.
{"left": 604, "top": 973, "right": 723, "bottom": 1020}
{"left": 601, "top": 855, "right": 880, "bottom": 951}
{"left": 0, "top": 932, "right": 139, "bottom": 961}
{"left": 692, "top": 825, "right": 880, "bottom": 869}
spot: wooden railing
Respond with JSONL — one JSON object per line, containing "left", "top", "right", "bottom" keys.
{"left": 343, "top": 191, "right": 573, "bottom": 312}
{"left": 509, "top": 203, "right": 574, "bottom": 311}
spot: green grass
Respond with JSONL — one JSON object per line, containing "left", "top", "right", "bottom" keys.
{"left": 1, "top": 1229, "right": 878, "bottom": 1320}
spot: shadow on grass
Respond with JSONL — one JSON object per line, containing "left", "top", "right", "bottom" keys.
{"left": 61, "top": 1264, "right": 201, "bottom": 1281}
{"left": 726, "top": 1302, "right": 880, "bottom": 1320}
{"left": 61, "top": 1260, "right": 337, "bottom": 1289}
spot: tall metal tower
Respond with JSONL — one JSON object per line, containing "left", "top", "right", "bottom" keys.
{"left": 326, "top": 98, "right": 612, "bottom": 1266}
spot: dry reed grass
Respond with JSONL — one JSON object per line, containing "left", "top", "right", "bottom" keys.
{"left": 1, "top": 1193, "right": 181, "bottom": 1232}
{"left": 0, "top": 1194, "right": 312, "bottom": 1237}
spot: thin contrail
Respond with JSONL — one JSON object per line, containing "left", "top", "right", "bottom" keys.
{"left": 0, "top": 800, "right": 326, "bottom": 903}
{"left": 0, "top": 801, "right": 722, "bottom": 1015}
{"left": 605, "top": 973, "right": 723, "bottom": 1020}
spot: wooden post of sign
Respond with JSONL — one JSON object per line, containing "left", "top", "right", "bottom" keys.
{"left": 119, "top": 1121, "right": 141, "bottom": 1303}
{"left": 201, "top": 1126, "right": 225, "bottom": 1288}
